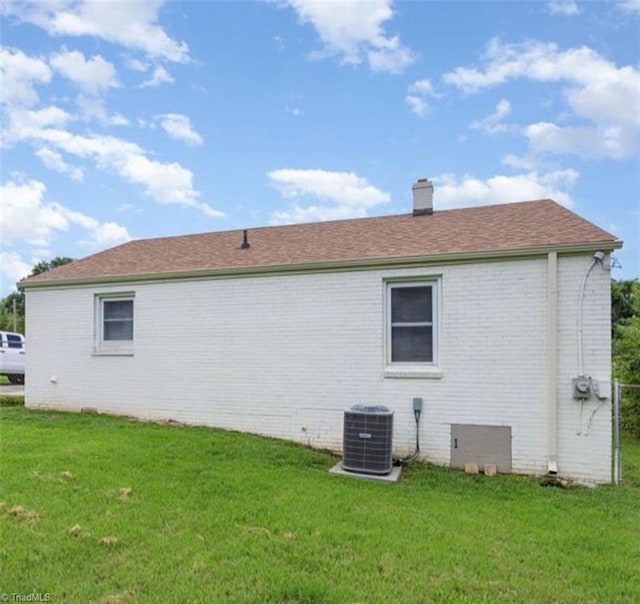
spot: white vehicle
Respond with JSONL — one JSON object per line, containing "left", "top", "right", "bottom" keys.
{"left": 0, "top": 331, "right": 25, "bottom": 385}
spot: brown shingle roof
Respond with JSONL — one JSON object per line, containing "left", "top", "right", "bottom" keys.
{"left": 20, "top": 199, "right": 621, "bottom": 287}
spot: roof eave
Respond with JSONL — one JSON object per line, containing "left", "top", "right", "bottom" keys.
{"left": 20, "top": 239, "right": 623, "bottom": 291}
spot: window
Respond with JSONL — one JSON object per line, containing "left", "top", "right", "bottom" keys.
{"left": 386, "top": 280, "right": 439, "bottom": 370}
{"left": 6, "top": 334, "right": 24, "bottom": 349}
{"left": 95, "top": 293, "right": 134, "bottom": 354}
{"left": 103, "top": 299, "right": 134, "bottom": 341}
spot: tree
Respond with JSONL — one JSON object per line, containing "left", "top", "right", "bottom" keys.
{"left": 612, "top": 279, "right": 640, "bottom": 437}
{"left": 0, "top": 292, "right": 25, "bottom": 332}
{"left": 0, "top": 257, "right": 74, "bottom": 334}
{"left": 612, "top": 279, "right": 637, "bottom": 340}
{"left": 30, "top": 257, "right": 75, "bottom": 276}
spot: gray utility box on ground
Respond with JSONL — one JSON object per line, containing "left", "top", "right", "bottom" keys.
{"left": 343, "top": 405, "right": 394, "bottom": 475}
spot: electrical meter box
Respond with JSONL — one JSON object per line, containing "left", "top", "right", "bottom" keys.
{"left": 572, "top": 376, "right": 593, "bottom": 400}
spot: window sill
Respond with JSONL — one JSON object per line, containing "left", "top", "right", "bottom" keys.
{"left": 92, "top": 347, "right": 134, "bottom": 357}
{"left": 384, "top": 366, "right": 443, "bottom": 379}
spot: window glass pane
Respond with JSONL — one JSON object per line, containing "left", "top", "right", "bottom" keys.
{"left": 104, "top": 300, "right": 133, "bottom": 320}
{"left": 391, "top": 287, "right": 432, "bottom": 323}
{"left": 104, "top": 320, "right": 133, "bottom": 341}
{"left": 7, "top": 335, "right": 23, "bottom": 349}
{"left": 102, "top": 298, "right": 133, "bottom": 341}
{"left": 391, "top": 326, "right": 433, "bottom": 362}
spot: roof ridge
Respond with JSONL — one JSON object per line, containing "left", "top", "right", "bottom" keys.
{"left": 132, "top": 198, "right": 560, "bottom": 244}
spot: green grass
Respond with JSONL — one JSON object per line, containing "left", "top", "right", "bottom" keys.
{"left": 1, "top": 408, "right": 639, "bottom": 603}
{"left": 0, "top": 394, "right": 24, "bottom": 407}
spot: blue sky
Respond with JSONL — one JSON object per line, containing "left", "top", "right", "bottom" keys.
{"left": 2, "top": 0, "right": 639, "bottom": 296}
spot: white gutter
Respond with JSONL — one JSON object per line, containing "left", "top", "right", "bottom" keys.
{"left": 547, "top": 251, "right": 558, "bottom": 474}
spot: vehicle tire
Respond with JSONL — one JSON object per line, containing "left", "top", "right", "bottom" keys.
{"left": 7, "top": 374, "right": 24, "bottom": 385}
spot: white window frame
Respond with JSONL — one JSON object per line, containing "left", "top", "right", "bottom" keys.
{"left": 384, "top": 279, "right": 442, "bottom": 379}
{"left": 94, "top": 292, "right": 135, "bottom": 356}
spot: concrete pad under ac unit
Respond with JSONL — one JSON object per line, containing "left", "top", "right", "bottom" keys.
{"left": 329, "top": 462, "right": 402, "bottom": 483}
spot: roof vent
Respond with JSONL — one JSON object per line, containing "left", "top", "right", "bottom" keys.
{"left": 240, "top": 229, "right": 250, "bottom": 249}
{"left": 412, "top": 178, "right": 433, "bottom": 216}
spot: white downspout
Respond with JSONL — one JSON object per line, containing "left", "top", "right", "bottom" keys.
{"left": 547, "top": 252, "right": 558, "bottom": 474}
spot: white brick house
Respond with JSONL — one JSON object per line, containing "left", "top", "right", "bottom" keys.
{"left": 21, "top": 184, "right": 622, "bottom": 483}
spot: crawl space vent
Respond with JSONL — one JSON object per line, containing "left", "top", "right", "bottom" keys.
{"left": 343, "top": 405, "right": 394, "bottom": 475}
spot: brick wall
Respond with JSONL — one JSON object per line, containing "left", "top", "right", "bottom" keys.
{"left": 25, "top": 252, "right": 612, "bottom": 482}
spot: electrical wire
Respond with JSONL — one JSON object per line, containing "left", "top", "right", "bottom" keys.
{"left": 585, "top": 401, "right": 606, "bottom": 436}
{"left": 395, "top": 408, "right": 421, "bottom": 466}
{"left": 577, "top": 257, "right": 599, "bottom": 377}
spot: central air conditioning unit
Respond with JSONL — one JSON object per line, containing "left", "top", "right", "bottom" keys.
{"left": 343, "top": 404, "right": 394, "bottom": 475}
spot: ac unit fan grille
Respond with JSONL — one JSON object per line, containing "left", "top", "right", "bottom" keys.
{"left": 343, "top": 406, "right": 393, "bottom": 475}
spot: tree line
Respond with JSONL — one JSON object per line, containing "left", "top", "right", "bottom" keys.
{"left": 612, "top": 279, "right": 640, "bottom": 436}
{"left": 1, "top": 259, "right": 638, "bottom": 435}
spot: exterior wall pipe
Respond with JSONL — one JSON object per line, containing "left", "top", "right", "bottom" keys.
{"left": 577, "top": 255, "right": 601, "bottom": 376}
{"left": 547, "top": 251, "right": 558, "bottom": 474}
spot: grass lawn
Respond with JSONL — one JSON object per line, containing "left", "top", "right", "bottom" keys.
{"left": 1, "top": 407, "right": 639, "bottom": 603}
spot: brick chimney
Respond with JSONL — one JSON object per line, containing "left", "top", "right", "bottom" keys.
{"left": 412, "top": 178, "right": 433, "bottom": 216}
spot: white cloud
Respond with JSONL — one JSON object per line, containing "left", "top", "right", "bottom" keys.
{"left": 73, "top": 94, "right": 128, "bottom": 125}
{"left": 408, "top": 79, "right": 438, "bottom": 96}
{"left": 443, "top": 39, "right": 640, "bottom": 158}
{"left": 35, "top": 146, "right": 84, "bottom": 181}
{"left": 271, "top": 203, "right": 371, "bottom": 225}
{"left": 57, "top": 206, "right": 131, "bottom": 246}
{"left": 0, "top": 179, "right": 131, "bottom": 248}
{"left": 0, "top": 47, "right": 124, "bottom": 128}
{"left": 469, "top": 99, "right": 513, "bottom": 134}
{"left": 286, "top": 105, "right": 304, "bottom": 117}
{"left": 618, "top": 0, "right": 640, "bottom": 15}
{"left": 11, "top": 121, "right": 221, "bottom": 216}
{"left": 3, "top": 106, "right": 72, "bottom": 146}
{"left": 86, "top": 221, "right": 131, "bottom": 246}
{"left": 268, "top": 168, "right": 390, "bottom": 224}
{"left": 124, "top": 57, "right": 150, "bottom": 72}
{"left": 547, "top": 1, "right": 581, "bottom": 16}
{"left": 367, "top": 35, "right": 415, "bottom": 74}
{"left": 156, "top": 114, "right": 203, "bottom": 146}
{"left": 109, "top": 113, "right": 129, "bottom": 126}
{"left": 433, "top": 170, "right": 579, "bottom": 209}
{"left": 2, "top": 0, "right": 189, "bottom": 62}
{"left": 443, "top": 39, "right": 639, "bottom": 110}
{"left": 0, "top": 46, "right": 51, "bottom": 106}
{"left": 281, "top": 0, "right": 415, "bottom": 73}
{"left": 140, "top": 65, "right": 174, "bottom": 88}
{"left": 0, "top": 251, "right": 32, "bottom": 289}
{"left": 50, "top": 49, "right": 119, "bottom": 93}
{"left": 525, "top": 122, "right": 637, "bottom": 159}
{"left": 501, "top": 154, "right": 539, "bottom": 171}
{"left": 1, "top": 180, "right": 65, "bottom": 246}
{"left": 406, "top": 95, "right": 427, "bottom": 118}
{"left": 406, "top": 79, "right": 440, "bottom": 117}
